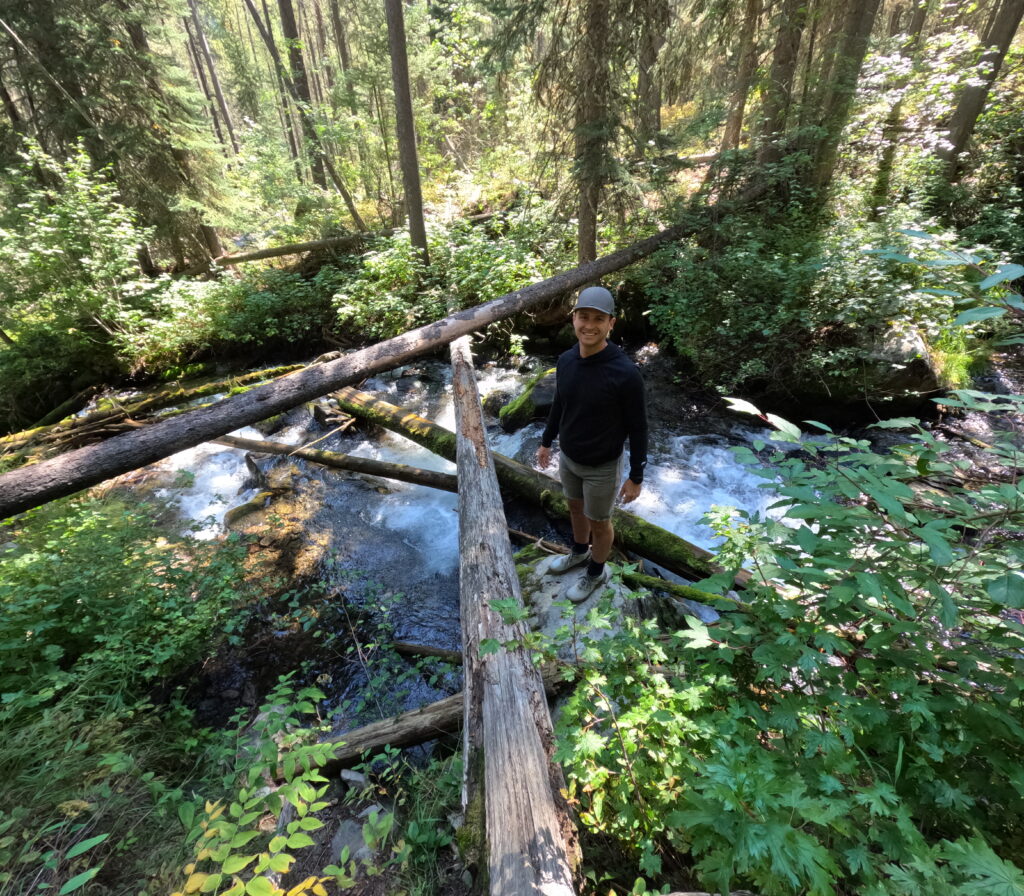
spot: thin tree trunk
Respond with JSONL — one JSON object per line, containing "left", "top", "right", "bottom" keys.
{"left": 757, "top": 0, "right": 807, "bottom": 164}
{"left": 244, "top": 0, "right": 367, "bottom": 228}
{"left": 278, "top": 0, "right": 326, "bottom": 185}
{"left": 721, "top": 0, "right": 762, "bottom": 152}
{"left": 937, "top": 0, "right": 1024, "bottom": 179}
{"left": 869, "top": 0, "right": 929, "bottom": 219}
{"left": 256, "top": 0, "right": 303, "bottom": 174}
{"left": 183, "top": 17, "right": 228, "bottom": 151}
{"left": 188, "top": 0, "right": 239, "bottom": 153}
{"left": 384, "top": 0, "right": 429, "bottom": 264}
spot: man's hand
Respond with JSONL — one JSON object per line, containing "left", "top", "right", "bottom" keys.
{"left": 537, "top": 445, "right": 552, "bottom": 469}
{"left": 619, "top": 478, "right": 642, "bottom": 504}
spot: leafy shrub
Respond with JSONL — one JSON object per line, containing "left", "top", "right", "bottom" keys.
{"left": 333, "top": 214, "right": 568, "bottom": 345}
{"left": 0, "top": 495, "right": 256, "bottom": 896}
{"left": 0, "top": 496, "right": 249, "bottom": 709}
{"left": 554, "top": 394, "right": 1024, "bottom": 894}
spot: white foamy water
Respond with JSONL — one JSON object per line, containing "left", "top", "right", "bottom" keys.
{"left": 153, "top": 422, "right": 307, "bottom": 539}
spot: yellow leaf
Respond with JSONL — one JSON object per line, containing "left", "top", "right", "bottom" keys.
{"left": 286, "top": 876, "right": 317, "bottom": 896}
{"left": 184, "top": 864, "right": 196, "bottom": 875}
{"left": 184, "top": 872, "right": 208, "bottom": 894}
{"left": 312, "top": 883, "right": 328, "bottom": 896}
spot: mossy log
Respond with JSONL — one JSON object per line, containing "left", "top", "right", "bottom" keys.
{"left": 0, "top": 364, "right": 304, "bottom": 461}
{"left": 331, "top": 387, "right": 746, "bottom": 587}
{"left": 213, "top": 434, "right": 458, "bottom": 492}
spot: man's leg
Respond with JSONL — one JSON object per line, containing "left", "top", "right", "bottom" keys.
{"left": 589, "top": 517, "right": 614, "bottom": 564}
{"left": 567, "top": 497, "right": 591, "bottom": 546}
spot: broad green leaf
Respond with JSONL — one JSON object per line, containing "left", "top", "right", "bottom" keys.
{"left": 953, "top": 306, "right": 1006, "bottom": 326}
{"left": 245, "top": 876, "right": 276, "bottom": 896}
{"left": 978, "top": 263, "right": 1024, "bottom": 291}
{"left": 870, "top": 417, "right": 919, "bottom": 430}
{"left": 915, "top": 526, "right": 955, "bottom": 565}
{"left": 58, "top": 868, "right": 100, "bottom": 896}
{"left": 222, "top": 854, "right": 257, "bottom": 874}
{"left": 286, "top": 832, "right": 316, "bottom": 849}
{"left": 988, "top": 573, "right": 1024, "bottom": 608}
{"left": 765, "top": 413, "right": 801, "bottom": 438}
{"left": 898, "top": 228, "right": 932, "bottom": 240}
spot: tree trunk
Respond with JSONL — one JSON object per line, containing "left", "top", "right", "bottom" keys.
{"left": 576, "top": 0, "right": 612, "bottom": 263}
{"left": 330, "top": 387, "right": 729, "bottom": 585}
{"left": 721, "top": 0, "right": 763, "bottom": 152}
{"left": 937, "top": 0, "right": 1024, "bottom": 179}
{"left": 808, "top": 0, "right": 883, "bottom": 192}
{"left": 0, "top": 221, "right": 697, "bottom": 519}
{"left": 277, "top": 0, "right": 325, "bottom": 185}
{"left": 635, "top": 0, "right": 669, "bottom": 150}
{"left": 183, "top": 16, "right": 228, "bottom": 151}
{"left": 243, "top": 0, "right": 367, "bottom": 228}
{"left": 757, "top": 0, "right": 807, "bottom": 164}
{"left": 187, "top": 0, "right": 239, "bottom": 153}
{"left": 384, "top": 0, "right": 429, "bottom": 265}
{"left": 449, "top": 337, "right": 578, "bottom": 893}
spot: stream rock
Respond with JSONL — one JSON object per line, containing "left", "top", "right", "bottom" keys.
{"left": 497, "top": 367, "right": 557, "bottom": 433}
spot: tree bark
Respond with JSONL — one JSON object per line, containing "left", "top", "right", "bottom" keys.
{"left": 937, "top": 0, "right": 1024, "bottom": 179}
{"left": 277, "top": 0, "right": 324, "bottom": 186}
{"left": 188, "top": 0, "right": 239, "bottom": 153}
{"left": 808, "top": 0, "right": 883, "bottom": 192}
{"left": 721, "top": 0, "right": 763, "bottom": 152}
{"left": 757, "top": 0, "right": 807, "bottom": 164}
{"left": 449, "top": 337, "right": 578, "bottom": 894}
{"left": 575, "top": 0, "right": 612, "bottom": 265}
{"left": 183, "top": 16, "right": 228, "bottom": 151}
{"left": 635, "top": 0, "right": 669, "bottom": 150}
{"left": 384, "top": 0, "right": 429, "bottom": 265}
{"left": 0, "top": 222, "right": 695, "bottom": 519}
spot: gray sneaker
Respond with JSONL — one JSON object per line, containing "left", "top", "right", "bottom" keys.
{"left": 565, "top": 567, "right": 610, "bottom": 603}
{"left": 548, "top": 549, "right": 591, "bottom": 575}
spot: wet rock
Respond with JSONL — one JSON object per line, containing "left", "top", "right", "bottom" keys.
{"left": 498, "top": 368, "right": 557, "bottom": 433}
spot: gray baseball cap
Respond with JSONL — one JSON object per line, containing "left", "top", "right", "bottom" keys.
{"left": 572, "top": 286, "right": 615, "bottom": 315}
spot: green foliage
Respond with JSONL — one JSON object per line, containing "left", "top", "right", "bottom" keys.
{"left": 333, "top": 213, "right": 568, "bottom": 344}
{"left": 0, "top": 144, "right": 153, "bottom": 428}
{"left": 117, "top": 265, "right": 350, "bottom": 372}
{"left": 0, "top": 496, "right": 249, "bottom": 709}
{"left": 552, "top": 393, "right": 1024, "bottom": 894}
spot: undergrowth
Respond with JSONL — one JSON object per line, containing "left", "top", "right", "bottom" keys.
{"left": 550, "top": 391, "right": 1024, "bottom": 895}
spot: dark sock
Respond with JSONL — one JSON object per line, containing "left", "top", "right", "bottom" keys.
{"left": 586, "top": 560, "right": 605, "bottom": 578}
{"left": 571, "top": 542, "right": 589, "bottom": 555}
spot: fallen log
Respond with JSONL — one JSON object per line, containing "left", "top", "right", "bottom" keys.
{"left": 331, "top": 387, "right": 741, "bottom": 586}
{"left": 315, "top": 665, "right": 570, "bottom": 779}
{"left": 213, "top": 434, "right": 458, "bottom": 492}
{"left": 449, "top": 336, "right": 578, "bottom": 895}
{"left": 0, "top": 364, "right": 304, "bottom": 460}
{"left": 0, "top": 222, "right": 698, "bottom": 520}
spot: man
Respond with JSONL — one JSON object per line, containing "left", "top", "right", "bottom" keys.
{"left": 536, "top": 285, "right": 648, "bottom": 602}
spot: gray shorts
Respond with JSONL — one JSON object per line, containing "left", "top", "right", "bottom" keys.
{"left": 559, "top": 453, "right": 624, "bottom": 522}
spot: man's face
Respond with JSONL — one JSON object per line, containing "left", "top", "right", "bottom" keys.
{"left": 572, "top": 308, "right": 615, "bottom": 354}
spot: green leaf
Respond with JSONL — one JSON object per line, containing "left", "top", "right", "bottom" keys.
{"left": 724, "top": 396, "right": 762, "bottom": 418}
{"left": 478, "top": 638, "right": 500, "bottom": 656}
{"left": 988, "top": 573, "right": 1024, "bottom": 608}
{"left": 915, "top": 526, "right": 954, "bottom": 565}
{"left": 765, "top": 413, "right": 801, "bottom": 438}
{"left": 245, "top": 876, "right": 276, "bottom": 896}
{"left": 222, "top": 854, "right": 257, "bottom": 874}
{"left": 953, "top": 306, "right": 1006, "bottom": 326}
{"left": 64, "top": 834, "right": 109, "bottom": 860}
{"left": 58, "top": 868, "right": 100, "bottom": 896}
{"left": 871, "top": 417, "right": 920, "bottom": 430}
{"left": 286, "top": 832, "right": 316, "bottom": 849}
{"left": 978, "top": 263, "right": 1024, "bottom": 291}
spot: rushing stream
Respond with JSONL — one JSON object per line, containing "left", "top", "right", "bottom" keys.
{"left": 127, "top": 355, "right": 785, "bottom": 725}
